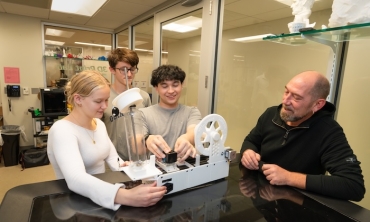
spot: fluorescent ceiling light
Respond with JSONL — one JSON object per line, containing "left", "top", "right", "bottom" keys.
{"left": 116, "top": 47, "right": 168, "bottom": 54}
{"left": 230, "top": 34, "right": 275, "bottom": 43}
{"left": 134, "top": 48, "right": 168, "bottom": 54}
{"left": 163, "top": 16, "right": 202, "bottom": 33}
{"left": 46, "top": 28, "right": 75, "bottom": 38}
{"left": 134, "top": 48, "right": 151, "bottom": 52}
{"left": 45, "top": 40, "right": 65, "bottom": 46}
{"left": 122, "top": 40, "right": 148, "bottom": 46}
{"left": 75, "top": 42, "right": 111, "bottom": 48}
{"left": 51, "top": 0, "right": 107, "bottom": 16}
{"left": 163, "top": 24, "right": 198, "bottom": 33}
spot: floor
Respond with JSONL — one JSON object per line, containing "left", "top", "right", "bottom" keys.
{"left": 0, "top": 152, "right": 56, "bottom": 204}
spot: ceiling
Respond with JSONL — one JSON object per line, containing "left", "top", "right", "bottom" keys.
{"left": 0, "top": 0, "right": 170, "bottom": 31}
{"left": 0, "top": 0, "right": 333, "bottom": 49}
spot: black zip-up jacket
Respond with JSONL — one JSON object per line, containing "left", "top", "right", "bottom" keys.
{"left": 241, "top": 102, "right": 365, "bottom": 201}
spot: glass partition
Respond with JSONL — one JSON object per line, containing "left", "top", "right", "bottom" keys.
{"left": 43, "top": 25, "right": 112, "bottom": 86}
{"left": 264, "top": 21, "right": 370, "bottom": 44}
{"left": 133, "top": 18, "right": 155, "bottom": 95}
{"left": 336, "top": 39, "right": 370, "bottom": 209}
{"left": 117, "top": 29, "right": 129, "bottom": 49}
{"left": 215, "top": 0, "right": 333, "bottom": 151}
{"left": 160, "top": 9, "right": 203, "bottom": 106}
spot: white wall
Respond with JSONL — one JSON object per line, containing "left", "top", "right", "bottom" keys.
{"left": 0, "top": 13, "right": 44, "bottom": 146}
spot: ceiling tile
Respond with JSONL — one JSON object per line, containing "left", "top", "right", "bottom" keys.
{"left": 224, "top": 15, "right": 265, "bottom": 29}
{"left": 49, "top": 11, "right": 91, "bottom": 26}
{"left": 86, "top": 9, "right": 133, "bottom": 29}
{"left": 223, "top": 9, "right": 248, "bottom": 23}
{"left": 1, "top": 2, "right": 49, "bottom": 18}
{"left": 252, "top": 7, "right": 292, "bottom": 21}
{"left": 121, "top": 0, "right": 167, "bottom": 7}
{"left": 225, "top": 0, "right": 288, "bottom": 16}
{"left": 1, "top": 0, "right": 50, "bottom": 9}
{"left": 222, "top": 23, "right": 240, "bottom": 31}
{"left": 103, "top": 0, "right": 151, "bottom": 15}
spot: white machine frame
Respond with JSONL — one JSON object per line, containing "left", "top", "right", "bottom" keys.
{"left": 123, "top": 114, "right": 235, "bottom": 194}
{"left": 114, "top": 88, "right": 235, "bottom": 194}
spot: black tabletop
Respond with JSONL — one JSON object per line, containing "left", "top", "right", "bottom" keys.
{"left": 1, "top": 161, "right": 369, "bottom": 222}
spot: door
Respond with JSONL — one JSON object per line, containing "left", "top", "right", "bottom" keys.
{"left": 152, "top": 1, "right": 221, "bottom": 116}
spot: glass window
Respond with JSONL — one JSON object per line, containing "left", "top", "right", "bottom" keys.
{"left": 117, "top": 29, "right": 129, "bottom": 49}
{"left": 216, "top": 0, "right": 333, "bottom": 150}
{"left": 43, "top": 25, "right": 112, "bottom": 87}
{"left": 133, "top": 18, "right": 155, "bottom": 95}
{"left": 161, "top": 9, "right": 203, "bottom": 106}
{"left": 336, "top": 39, "right": 370, "bottom": 209}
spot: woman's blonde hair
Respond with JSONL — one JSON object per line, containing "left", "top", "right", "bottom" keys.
{"left": 65, "top": 70, "right": 110, "bottom": 106}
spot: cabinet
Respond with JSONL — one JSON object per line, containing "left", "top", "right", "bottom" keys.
{"left": 31, "top": 113, "right": 67, "bottom": 148}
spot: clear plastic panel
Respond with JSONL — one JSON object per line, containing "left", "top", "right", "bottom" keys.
{"left": 123, "top": 106, "right": 147, "bottom": 166}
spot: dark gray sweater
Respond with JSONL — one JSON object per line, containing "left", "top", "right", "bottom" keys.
{"left": 241, "top": 102, "right": 365, "bottom": 201}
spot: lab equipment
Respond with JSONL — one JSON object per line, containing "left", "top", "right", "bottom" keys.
{"left": 112, "top": 67, "right": 236, "bottom": 194}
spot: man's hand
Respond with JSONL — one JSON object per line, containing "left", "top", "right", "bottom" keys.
{"left": 146, "top": 135, "right": 172, "bottom": 159}
{"left": 261, "top": 164, "right": 306, "bottom": 189}
{"left": 261, "top": 164, "right": 290, "bottom": 185}
{"left": 174, "top": 134, "right": 196, "bottom": 162}
{"left": 241, "top": 149, "right": 261, "bottom": 170}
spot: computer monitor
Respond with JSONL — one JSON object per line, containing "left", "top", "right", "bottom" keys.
{"left": 40, "top": 88, "right": 68, "bottom": 116}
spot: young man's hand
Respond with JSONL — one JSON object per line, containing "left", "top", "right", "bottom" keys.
{"left": 174, "top": 134, "right": 197, "bottom": 162}
{"left": 145, "top": 135, "right": 172, "bottom": 159}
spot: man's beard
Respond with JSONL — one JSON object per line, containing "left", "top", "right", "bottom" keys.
{"left": 280, "top": 106, "right": 311, "bottom": 123}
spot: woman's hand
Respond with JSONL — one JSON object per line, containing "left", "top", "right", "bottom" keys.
{"left": 116, "top": 181, "right": 167, "bottom": 207}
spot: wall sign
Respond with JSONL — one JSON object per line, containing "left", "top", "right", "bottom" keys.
{"left": 4, "top": 67, "right": 20, "bottom": 83}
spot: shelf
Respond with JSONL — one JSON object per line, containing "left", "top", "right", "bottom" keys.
{"left": 263, "top": 22, "right": 370, "bottom": 46}
{"left": 33, "top": 133, "right": 48, "bottom": 137}
{"left": 31, "top": 112, "right": 67, "bottom": 118}
{"left": 43, "top": 55, "right": 107, "bottom": 61}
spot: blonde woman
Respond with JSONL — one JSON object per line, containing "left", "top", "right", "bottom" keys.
{"left": 47, "top": 70, "right": 166, "bottom": 210}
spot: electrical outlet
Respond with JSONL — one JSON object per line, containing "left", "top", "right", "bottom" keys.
{"left": 23, "top": 87, "right": 30, "bottom": 95}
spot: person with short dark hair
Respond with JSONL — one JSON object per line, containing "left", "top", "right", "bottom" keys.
{"left": 240, "top": 70, "right": 365, "bottom": 201}
{"left": 137, "top": 64, "right": 202, "bottom": 162}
